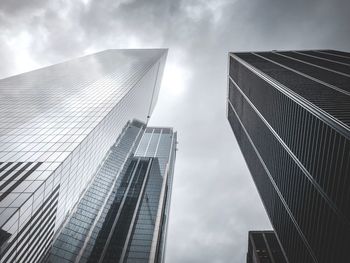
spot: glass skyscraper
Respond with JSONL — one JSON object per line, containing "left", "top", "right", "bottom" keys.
{"left": 247, "top": 231, "right": 287, "bottom": 263}
{"left": 0, "top": 49, "right": 172, "bottom": 263}
{"left": 227, "top": 50, "right": 350, "bottom": 262}
{"left": 48, "top": 120, "right": 177, "bottom": 263}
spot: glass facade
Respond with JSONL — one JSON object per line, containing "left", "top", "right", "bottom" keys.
{"left": 47, "top": 120, "right": 177, "bottom": 263}
{"left": 0, "top": 49, "right": 168, "bottom": 262}
{"left": 247, "top": 231, "right": 288, "bottom": 263}
{"left": 227, "top": 50, "right": 350, "bottom": 262}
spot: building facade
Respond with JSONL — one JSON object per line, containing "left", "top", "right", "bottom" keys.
{"left": 48, "top": 120, "right": 177, "bottom": 263}
{"left": 0, "top": 49, "right": 168, "bottom": 262}
{"left": 247, "top": 231, "right": 288, "bottom": 263}
{"left": 227, "top": 50, "right": 350, "bottom": 262}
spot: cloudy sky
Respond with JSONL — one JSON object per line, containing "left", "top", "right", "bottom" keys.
{"left": 1, "top": 0, "right": 349, "bottom": 262}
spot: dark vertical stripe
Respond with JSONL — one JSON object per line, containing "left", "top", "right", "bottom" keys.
{"left": 0, "top": 162, "right": 13, "bottom": 174}
{"left": 0, "top": 185, "right": 59, "bottom": 259}
{"left": 0, "top": 162, "right": 23, "bottom": 181}
{"left": 0, "top": 162, "right": 42, "bottom": 202}
{"left": 20, "top": 207, "right": 57, "bottom": 263}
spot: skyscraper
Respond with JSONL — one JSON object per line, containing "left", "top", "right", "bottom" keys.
{"left": 227, "top": 50, "right": 350, "bottom": 262}
{"left": 48, "top": 120, "right": 177, "bottom": 263}
{"left": 247, "top": 231, "right": 288, "bottom": 263}
{"left": 0, "top": 49, "right": 168, "bottom": 262}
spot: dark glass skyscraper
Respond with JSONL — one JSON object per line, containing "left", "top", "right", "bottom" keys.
{"left": 47, "top": 120, "right": 177, "bottom": 263}
{"left": 227, "top": 50, "right": 350, "bottom": 262}
{"left": 0, "top": 49, "right": 172, "bottom": 262}
{"left": 247, "top": 231, "right": 288, "bottom": 263}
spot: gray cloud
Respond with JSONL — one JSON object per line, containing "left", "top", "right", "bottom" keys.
{"left": 0, "top": 0, "right": 349, "bottom": 261}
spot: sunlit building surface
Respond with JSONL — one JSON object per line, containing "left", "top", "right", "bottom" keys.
{"left": 227, "top": 50, "right": 350, "bottom": 262}
{"left": 0, "top": 49, "right": 168, "bottom": 262}
{"left": 48, "top": 120, "right": 176, "bottom": 263}
{"left": 247, "top": 231, "right": 288, "bottom": 263}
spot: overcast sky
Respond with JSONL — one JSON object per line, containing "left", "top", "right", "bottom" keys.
{"left": 1, "top": 0, "right": 349, "bottom": 262}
